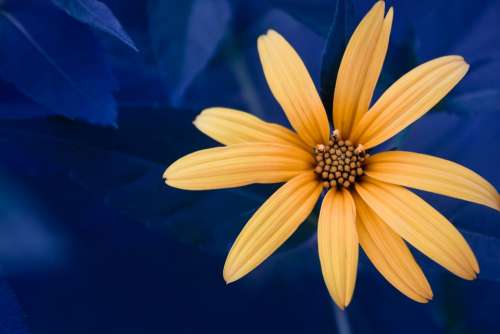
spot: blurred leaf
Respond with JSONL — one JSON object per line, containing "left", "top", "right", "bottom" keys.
{"left": 443, "top": 89, "right": 500, "bottom": 114}
{"left": 0, "top": 279, "right": 29, "bottom": 334}
{"left": 0, "top": 108, "right": 271, "bottom": 254}
{"left": 375, "top": 28, "right": 418, "bottom": 101}
{"left": 269, "top": 0, "right": 336, "bottom": 37}
{"left": 51, "top": 0, "right": 138, "bottom": 51}
{"left": 0, "top": 1, "right": 117, "bottom": 125}
{"left": 0, "top": 172, "right": 68, "bottom": 274}
{"left": 148, "top": 0, "right": 231, "bottom": 106}
{"left": 438, "top": 58, "right": 500, "bottom": 115}
{"left": 0, "top": 109, "right": 183, "bottom": 190}
{"left": 0, "top": 81, "right": 52, "bottom": 119}
{"left": 87, "top": 1, "right": 169, "bottom": 108}
{"left": 460, "top": 229, "right": 500, "bottom": 283}
{"left": 179, "top": 7, "right": 325, "bottom": 116}
{"left": 395, "top": 0, "right": 500, "bottom": 116}
{"left": 398, "top": 0, "right": 500, "bottom": 59}
{"left": 319, "top": 0, "right": 354, "bottom": 114}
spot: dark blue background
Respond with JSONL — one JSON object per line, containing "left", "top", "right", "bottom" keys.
{"left": 0, "top": 0, "right": 499, "bottom": 333}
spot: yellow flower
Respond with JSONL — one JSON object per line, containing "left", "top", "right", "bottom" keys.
{"left": 163, "top": 1, "right": 500, "bottom": 309}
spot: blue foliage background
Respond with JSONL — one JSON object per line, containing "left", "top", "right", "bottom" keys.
{"left": 0, "top": 0, "right": 499, "bottom": 333}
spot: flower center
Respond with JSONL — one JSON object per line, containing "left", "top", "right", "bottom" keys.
{"left": 313, "top": 130, "right": 367, "bottom": 189}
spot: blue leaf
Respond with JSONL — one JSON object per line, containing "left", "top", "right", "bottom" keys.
{"left": 319, "top": 0, "right": 354, "bottom": 114}
{"left": 445, "top": 89, "right": 500, "bottom": 114}
{"left": 390, "top": 0, "right": 500, "bottom": 115}
{"left": 85, "top": 1, "right": 169, "bottom": 108}
{"left": 51, "top": 0, "right": 138, "bottom": 51}
{"left": 181, "top": 8, "right": 324, "bottom": 121}
{"left": 269, "top": 0, "right": 338, "bottom": 37}
{"left": 0, "top": 81, "right": 52, "bottom": 119}
{"left": 0, "top": 172, "right": 68, "bottom": 275}
{"left": 460, "top": 229, "right": 500, "bottom": 283}
{"left": 148, "top": 0, "right": 231, "bottom": 106}
{"left": 0, "top": 110, "right": 267, "bottom": 255}
{"left": 0, "top": 278, "right": 29, "bottom": 334}
{"left": 0, "top": 1, "right": 117, "bottom": 125}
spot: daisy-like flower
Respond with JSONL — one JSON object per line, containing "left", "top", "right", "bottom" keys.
{"left": 164, "top": 1, "right": 500, "bottom": 308}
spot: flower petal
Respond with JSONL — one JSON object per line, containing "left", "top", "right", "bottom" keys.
{"left": 318, "top": 188, "right": 358, "bottom": 309}
{"left": 352, "top": 192, "right": 433, "bottom": 303}
{"left": 224, "top": 172, "right": 322, "bottom": 283}
{"left": 355, "top": 177, "right": 479, "bottom": 280}
{"left": 366, "top": 151, "right": 500, "bottom": 211}
{"left": 351, "top": 56, "right": 469, "bottom": 148}
{"left": 258, "top": 30, "right": 330, "bottom": 147}
{"left": 164, "top": 143, "right": 313, "bottom": 190}
{"left": 333, "top": 1, "right": 392, "bottom": 140}
{"left": 194, "top": 107, "right": 309, "bottom": 151}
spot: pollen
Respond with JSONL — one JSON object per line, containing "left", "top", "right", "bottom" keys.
{"left": 313, "top": 131, "right": 367, "bottom": 189}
